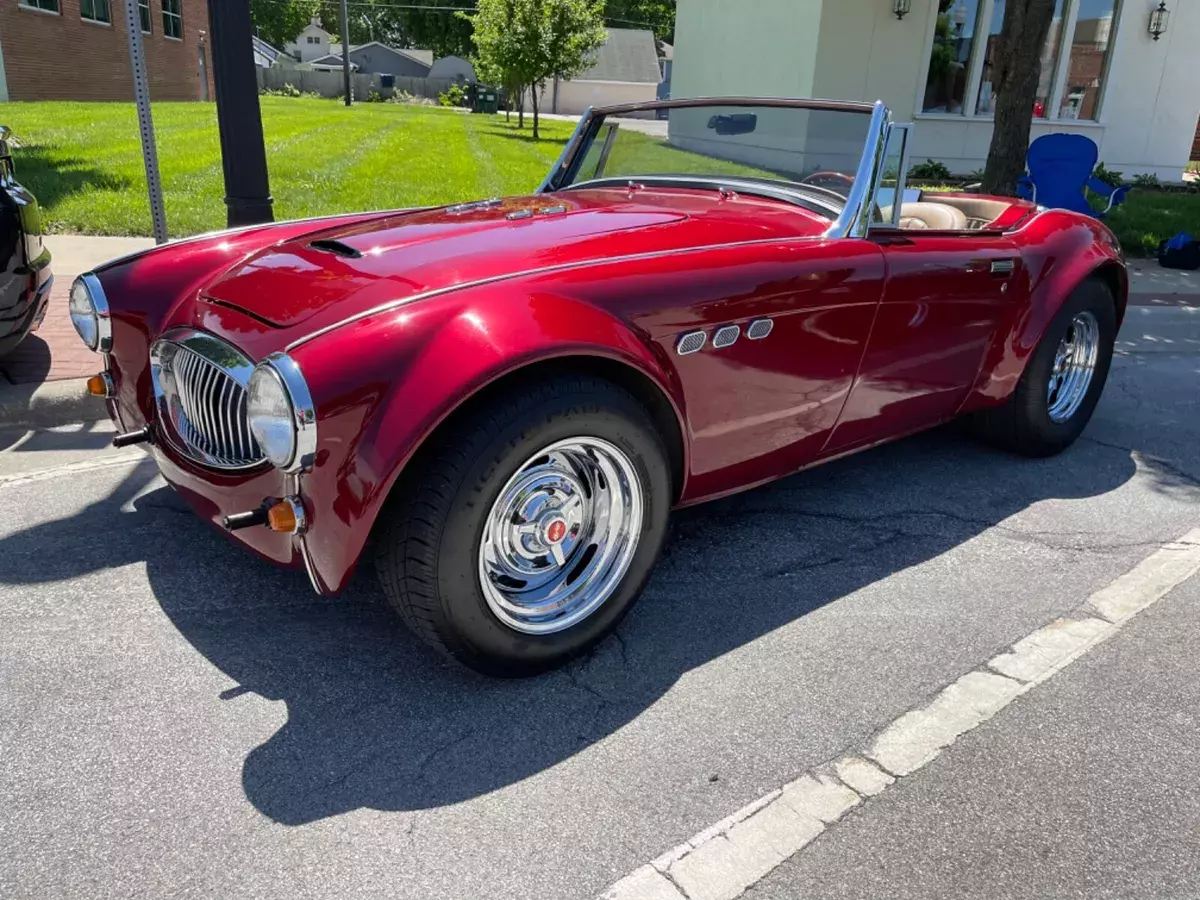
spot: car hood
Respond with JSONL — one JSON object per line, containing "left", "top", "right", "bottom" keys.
{"left": 201, "top": 189, "right": 827, "bottom": 329}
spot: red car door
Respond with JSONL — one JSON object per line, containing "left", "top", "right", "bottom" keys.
{"left": 661, "top": 237, "right": 886, "bottom": 501}
{"left": 825, "top": 232, "right": 1023, "bottom": 453}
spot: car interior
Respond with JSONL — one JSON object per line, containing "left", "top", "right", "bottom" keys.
{"left": 878, "top": 195, "right": 1016, "bottom": 231}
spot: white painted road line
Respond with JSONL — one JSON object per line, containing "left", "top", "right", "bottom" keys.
{"left": 598, "top": 527, "right": 1200, "bottom": 900}
{"left": 0, "top": 450, "right": 148, "bottom": 487}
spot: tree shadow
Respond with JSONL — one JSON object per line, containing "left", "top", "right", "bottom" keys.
{"left": 9, "top": 146, "right": 132, "bottom": 212}
{"left": 0, "top": 426, "right": 1144, "bottom": 826}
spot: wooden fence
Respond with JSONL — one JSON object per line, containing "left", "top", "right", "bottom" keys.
{"left": 256, "top": 67, "right": 458, "bottom": 101}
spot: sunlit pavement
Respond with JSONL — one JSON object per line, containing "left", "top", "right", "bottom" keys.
{"left": 1, "top": 307, "right": 1198, "bottom": 900}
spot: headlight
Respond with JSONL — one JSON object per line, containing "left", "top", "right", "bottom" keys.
{"left": 69, "top": 273, "right": 112, "bottom": 352}
{"left": 246, "top": 353, "right": 317, "bottom": 473}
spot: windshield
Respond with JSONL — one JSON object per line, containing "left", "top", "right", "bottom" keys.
{"left": 556, "top": 102, "right": 875, "bottom": 208}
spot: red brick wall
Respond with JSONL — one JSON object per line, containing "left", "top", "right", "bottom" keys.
{"left": 0, "top": 0, "right": 214, "bottom": 101}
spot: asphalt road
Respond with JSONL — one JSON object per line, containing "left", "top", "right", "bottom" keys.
{"left": 2, "top": 306, "right": 1198, "bottom": 900}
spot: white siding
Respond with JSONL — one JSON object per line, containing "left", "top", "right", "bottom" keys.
{"left": 529, "top": 80, "right": 659, "bottom": 116}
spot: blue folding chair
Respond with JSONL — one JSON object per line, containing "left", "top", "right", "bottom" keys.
{"left": 1015, "top": 133, "right": 1130, "bottom": 218}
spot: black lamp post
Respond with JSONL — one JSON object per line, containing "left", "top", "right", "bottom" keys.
{"left": 206, "top": 0, "right": 274, "bottom": 227}
{"left": 893, "top": 0, "right": 911, "bottom": 19}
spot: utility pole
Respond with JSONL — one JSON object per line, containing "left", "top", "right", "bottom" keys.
{"left": 340, "top": 0, "right": 353, "bottom": 106}
{"left": 207, "top": 0, "right": 274, "bottom": 226}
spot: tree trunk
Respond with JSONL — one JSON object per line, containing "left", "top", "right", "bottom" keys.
{"left": 531, "top": 81, "right": 541, "bottom": 140}
{"left": 518, "top": 86, "right": 525, "bottom": 129}
{"left": 981, "top": 0, "right": 1059, "bottom": 196}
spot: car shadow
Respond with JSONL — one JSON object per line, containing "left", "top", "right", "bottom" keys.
{"left": 0, "top": 426, "right": 1146, "bottom": 826}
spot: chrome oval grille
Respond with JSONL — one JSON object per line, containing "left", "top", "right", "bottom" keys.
{"left": 150, "top": 330, "right": 265, "bottom": 470}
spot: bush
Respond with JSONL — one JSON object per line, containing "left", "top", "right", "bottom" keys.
{"left": 908, "top": 160, "right": 952, "bottom": 180}
{"left": 1092, "top": 161, "right": 1124, "bottom": 187}
{"left": 388, "top": 90, "right": 436, "bottom": 107}
{"left": 366, "top": 90, "right": 383, "bottom": 103}
{"left": 1133, "top": 172, "right": 1161, "bottom": 188}
{"left": 438, "top": 83, "right": 467, "bottom": 108}
{"left": 260, "top": 83, "right": 302, "bottom": 98}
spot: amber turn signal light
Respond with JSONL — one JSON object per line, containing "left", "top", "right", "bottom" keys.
{"left": 87, "top": 373, "right": 113, "bottom": 397}
{"left": 267, "top": 498, "right": 306, "bottom": 534}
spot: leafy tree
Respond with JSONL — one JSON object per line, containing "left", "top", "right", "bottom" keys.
{"left": 981, "top": 0, "right": 1059, "bottom": 195}
{"left": 250, "top": 0, "right": 319, "bottom": 49}
{"left": 466, "top": 0, "right": 606, "bottom": 139}
{"left": 602, "top": 0, "right": 675, "bottom": 43}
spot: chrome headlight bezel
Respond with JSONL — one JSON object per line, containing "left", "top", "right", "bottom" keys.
{"left": 247, "top": 352, "right": 317, "bottom": 474}
{"left": 69, "top": 272, "right": 112, "bottom": 353}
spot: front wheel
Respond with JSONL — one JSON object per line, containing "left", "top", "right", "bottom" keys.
{"left": 374, "top": 377, "right": 671, "bottom": 676}
{"left": 973, "top": 278, "right": 1116, "bottom": 457}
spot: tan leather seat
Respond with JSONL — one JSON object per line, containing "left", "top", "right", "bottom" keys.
{"left": 879, "top": 201, "right": 970, "bottom": 231}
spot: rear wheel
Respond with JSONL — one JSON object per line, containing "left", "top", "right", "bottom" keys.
{"left": 973, "top": 278, "right": 1116, "bottom": 457}
{"left": 374, "top": 376, "right": 671, "bottom": 677}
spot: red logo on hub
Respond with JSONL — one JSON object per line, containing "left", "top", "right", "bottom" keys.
{"left": 546, "top": 520, "right": 567, "bottom": 543}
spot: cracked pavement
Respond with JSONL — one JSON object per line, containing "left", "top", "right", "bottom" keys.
{"left": 2, "top": 309, "right": 1198, "bottom": 900}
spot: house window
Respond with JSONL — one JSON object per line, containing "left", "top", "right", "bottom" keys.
{"left": 80, "top": 0, "right": 110, "bottom": 23}
{"left": 139, "top": 0, "right": 151, "bottom": 32}
{"left": 19, "top": 0, "right": 60, "bottom": 12}
{"left": 161, "top": 0, "right": 182, "bottom": 39}
{"left": 921, "top": 0, "right": 1117, "bottom": 122}
{"left": 307, "top": 36, "right": 319, "bottom": 44}
{"left": 921, "top": 0, "right": 983, "bottom": 114}
{"left": 1058, "top": 0, "right": 1119, "bottom": 120}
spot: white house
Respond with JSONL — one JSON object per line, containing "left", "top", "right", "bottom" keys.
{"left": 529, "top": 28, "right": 662, "bottom": 116}
{"left": 672, "top": 0, "right": 1200, "bottom": 180}
{"left": 285, "top": 17, "right": 332, "bottom": 63}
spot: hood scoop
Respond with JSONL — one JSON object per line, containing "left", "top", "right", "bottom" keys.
{"left": 308, "top": 238, "right": 363, "bottom": 259}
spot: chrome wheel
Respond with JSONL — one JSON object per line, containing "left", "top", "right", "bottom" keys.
{"left": 478, "top": 437, "right": 644, "bottom": 635}
{"left": 1046, "top": 310, "right": 1101, "bottom": 423}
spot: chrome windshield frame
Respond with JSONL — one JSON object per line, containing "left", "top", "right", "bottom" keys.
{"left": 536, "top": 96, "right": 892, "bottom": 240}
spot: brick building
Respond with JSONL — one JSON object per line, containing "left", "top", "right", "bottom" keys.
{"left": 0, "top": 0, "right": 213, "bottom": 102}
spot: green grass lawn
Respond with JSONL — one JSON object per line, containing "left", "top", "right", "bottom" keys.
{"left": 2, "top": 97, "right": 577, "bottom": 237}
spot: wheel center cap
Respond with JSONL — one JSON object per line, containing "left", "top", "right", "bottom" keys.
{"left": 544, "top": 518, "right": 568, "bottom": 545}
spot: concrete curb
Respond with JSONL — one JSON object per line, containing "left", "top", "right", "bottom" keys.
{"left": 0, "top": 378, "right": 109, "bottom": 429}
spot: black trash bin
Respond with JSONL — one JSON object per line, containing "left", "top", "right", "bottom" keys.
{"left": 380, "top": 74, "right": 395, "bottom": 89}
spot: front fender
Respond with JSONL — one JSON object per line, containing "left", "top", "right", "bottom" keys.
{"left": 963, "top": 210, "right": 1126, "bottom": 410}
{"left": 293, "top": 285, "right": 687, "bottom": 593}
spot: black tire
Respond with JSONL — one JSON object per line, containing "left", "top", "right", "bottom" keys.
{"left": 973, "top": 278, "right": 1116, "bottom": 457}
{"left": 373, "top": 376, "right": 671, "bottom": 677}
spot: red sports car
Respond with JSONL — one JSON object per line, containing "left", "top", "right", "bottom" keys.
{"left": 71, "top": 98, "right": 1125, "bottom": 676}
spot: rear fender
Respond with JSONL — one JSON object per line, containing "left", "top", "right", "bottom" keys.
{"left": 963, "top": 211, "right": 1126, "bottom": 410}
{"left": 293, "top": 287, "right": 687, "bottom": 594}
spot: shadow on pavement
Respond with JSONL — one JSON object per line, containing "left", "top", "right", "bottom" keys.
{"left": 0, "top": 427, "right": 1151, "bottom": 826}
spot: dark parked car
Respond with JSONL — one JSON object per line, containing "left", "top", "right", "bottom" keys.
{"left": 0, "top": 126, "right": 52, "bottom": 357}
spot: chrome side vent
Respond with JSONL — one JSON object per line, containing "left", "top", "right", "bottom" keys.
{"left": 676, "top": 331, "right": 707, "bottom": 356}
{"left": 712, "top": 325, "right": 740, "bottom": 349}
{"left": 746, "top": 319, "right": 774, "bottom": 340}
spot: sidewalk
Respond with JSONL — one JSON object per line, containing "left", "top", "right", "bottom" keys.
{"left": 0, "top": 236, "right": 154, "bottom": 386}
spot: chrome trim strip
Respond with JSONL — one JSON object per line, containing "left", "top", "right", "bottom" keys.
{"left": 286, "top": 235, "right": 834, "bottom": 352}
{"left": 78, "top": 272, "right": 113, "bottom": 353}
{"left": 824, "top": 100, "right": 890, "bottom": 240}
{"left": 589, "top": 96, "right": 876, "bottom": 117}
{"left": 538, "top": 107, "right": 594, "bottom": 193}
{"left": 289, "top": 473, "right": 324, "bottom": 594}
{"left": 260, "top": 352, "right": 318, "bottom": 474}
